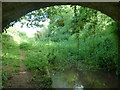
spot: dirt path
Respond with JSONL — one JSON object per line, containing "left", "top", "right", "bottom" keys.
{"left": 6, "top": 50, "right": 33, "bottom": 88}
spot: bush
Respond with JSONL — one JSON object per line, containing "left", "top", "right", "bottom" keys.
{"left": 19, "top": 42, "right": 31, "bottom": 50}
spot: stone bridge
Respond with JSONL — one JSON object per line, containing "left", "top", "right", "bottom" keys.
{"left": 2, "top": 2, "right": 120, "bottom": 32}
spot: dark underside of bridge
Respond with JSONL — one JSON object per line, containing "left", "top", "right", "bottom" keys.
{"left": 1, "top": 2, "right": 120, "bottom": 41}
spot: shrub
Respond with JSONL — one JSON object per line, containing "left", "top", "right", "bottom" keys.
{"left": 19, "top": 42, "right": 30, "bottom": 50}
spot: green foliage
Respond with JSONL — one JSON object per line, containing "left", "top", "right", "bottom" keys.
{"left": 24, "top": 43, "right": 49, "bottom": 72}
{"left": 18, "top": 5, "right": 119, "bottom": 75}
{"left": 2, "top": 33, "right": 21, "bottom": 84}
{"left": 2, "top": 5, "right": 119, "bottom": 88}
{"left": 19, "top": 42, "right": 31, "bottom": 50}
{"left": 40, "top": 75, "right": 52, "bottom": 88}
{"left": 2, "top": 71, "right": 8, "bottom": 81}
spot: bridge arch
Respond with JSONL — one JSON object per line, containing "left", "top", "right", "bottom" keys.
{"left": 2, "top": 2, "right": 120, "bottom": 32}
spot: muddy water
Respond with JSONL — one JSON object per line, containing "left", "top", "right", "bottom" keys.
{"left": 51, "top": 68, "right": 119, "bottom": 89}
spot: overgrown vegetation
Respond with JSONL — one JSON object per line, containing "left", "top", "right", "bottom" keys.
{"left": 2, "top": 5, "right": 119, "bottom": 88}
{"left": 2, "top": 34, "right": 21, "bottom": 85}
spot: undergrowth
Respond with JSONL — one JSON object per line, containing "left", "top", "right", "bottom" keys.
{"left": 2, "top": 34, "right": 21, "bottom": 85}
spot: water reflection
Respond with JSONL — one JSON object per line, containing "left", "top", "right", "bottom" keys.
{"left": 51, "top": 68, "right": 119, "bottom": 88}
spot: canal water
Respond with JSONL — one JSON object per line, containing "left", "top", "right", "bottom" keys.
{"left": 51, "top": 68, "right": 119, "bottom": 89}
